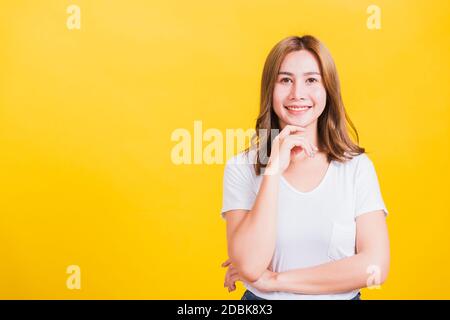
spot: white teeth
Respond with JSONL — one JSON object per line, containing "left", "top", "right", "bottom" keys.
{"left": 286, "top": 106, "right": 310, "bottom": 111}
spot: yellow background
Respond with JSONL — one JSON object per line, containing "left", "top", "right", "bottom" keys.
{"left": 0, "top": 0, "right": 449, "bottom": 299}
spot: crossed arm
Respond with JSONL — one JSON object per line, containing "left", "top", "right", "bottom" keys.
{"left": 223, "top": 210, "right": 390, "bottom": 294}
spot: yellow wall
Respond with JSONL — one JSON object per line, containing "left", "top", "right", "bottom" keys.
{"left": 0, "top": 0, "right": 449, "bottom": 299}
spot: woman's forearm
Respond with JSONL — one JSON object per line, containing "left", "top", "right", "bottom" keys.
{"left": 273, "top": 252, "right": 389, "bottom": 294}
{"left": 228, "top": 170, "right": 280, "bottom": 282}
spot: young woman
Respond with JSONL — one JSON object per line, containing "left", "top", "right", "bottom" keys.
{"left": 220, "top": 35, "right": 390, "bottom": 300}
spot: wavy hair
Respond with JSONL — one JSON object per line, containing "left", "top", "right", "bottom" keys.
{"left": 245, "top": 35, "right": 365, "bottom": 175}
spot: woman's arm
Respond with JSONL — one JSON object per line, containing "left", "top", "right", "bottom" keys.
{"left": 227, "top": 171, "right": 281, "bottom": 283}
{"left": 227, "top": 125, "right": 316, "bottom": 283}
{"left": 272, "top": 210, "right": 390, "bottom": 294}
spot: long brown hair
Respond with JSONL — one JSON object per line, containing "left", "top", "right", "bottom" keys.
{"left": 245, "top": 35, "right": 365, "bottom": 175}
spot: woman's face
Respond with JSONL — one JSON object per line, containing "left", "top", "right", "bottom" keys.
{"left": 273, "top": 50, "right": 327, "bottom": 129}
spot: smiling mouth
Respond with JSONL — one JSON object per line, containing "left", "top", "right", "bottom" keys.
{"left": 284, "top": 105, "right": 312, "bottom": 111}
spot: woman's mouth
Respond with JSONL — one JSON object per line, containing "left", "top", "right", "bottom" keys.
{"left": 284, "top": 105, "right": 312, "bottom": 114}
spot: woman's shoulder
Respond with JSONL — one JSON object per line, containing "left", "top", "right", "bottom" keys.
{"left": 333, "top": 152, "right": 374, "bottom": 171}
{"left": 350, "top": 152, "right": 372, "bottom": 164}
{"left": 225, "top": 148, "right": 258, "bottom": 175}
{"left": 226, "top": 148, "right": 257, "bottom": 165}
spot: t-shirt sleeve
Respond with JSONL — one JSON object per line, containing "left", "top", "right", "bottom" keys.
{"left": 220, "top": 155, "right": 257, "bottom": 220}
{"left": 354, "top": 154, "right": 389, "bottom": 219}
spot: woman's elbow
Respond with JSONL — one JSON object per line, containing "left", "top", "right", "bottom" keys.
{"left": 240, "top": 271, "right": 260, "bottom": 283}
{"left": 365, "top": 254, "right": 390, "bottom": 286}
{"left": 235, "top": 264, "right": 265, "bottom": 283}
{"left": 228, "top": 253, "right": 268, "bottom": 283}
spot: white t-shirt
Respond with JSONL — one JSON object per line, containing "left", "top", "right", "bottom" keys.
{"left": 221, "top": 148, "right": 388, "bottom": 300}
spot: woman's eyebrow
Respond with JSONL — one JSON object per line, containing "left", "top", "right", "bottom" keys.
{"left": 278, "top": 71, "right": 321, "bottom": 76}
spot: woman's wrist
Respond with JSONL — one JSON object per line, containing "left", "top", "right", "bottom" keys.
{"left": 270, "top": 271, "right": 281, "bottom": 291}
{"left": 273, "top": 271, "right": 287, "bottom": 292}
{"left": 264, "top": 166, "right": 282, "bottom": 177}
{"left": 264, "top": 158, "right": 284, "bottom": 176}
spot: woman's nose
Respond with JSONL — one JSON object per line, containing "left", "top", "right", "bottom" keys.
{"left": 289, "top": 81, "right": 308, "bottom": 100}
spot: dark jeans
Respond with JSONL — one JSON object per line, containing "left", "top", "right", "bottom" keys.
{"left": 241, "top": 290, "right": 361, "bottom": 300}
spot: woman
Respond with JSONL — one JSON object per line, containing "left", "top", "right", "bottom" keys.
{"left": 220, "top": 35, "right": 390, "bottom": 300}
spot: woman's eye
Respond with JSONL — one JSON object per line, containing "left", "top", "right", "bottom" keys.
{"left": 280, "top": 77, "right": 292, "bottom": 83}
{"left": 306, "top": 78, "right": 318, "bottom": 84}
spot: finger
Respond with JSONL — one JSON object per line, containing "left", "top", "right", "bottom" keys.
{"left": 227, "top": 264, "right": 237, "bottom": 271}
{"left": 287, "top": 136, "right": 314, "bottom": 157}
{"left": 221, "top": 259, "right": 231, "bottom": 267}
{"left": 289, "top": 131, "right": 307, "bottom": 137}
{"left": 284, "top": 124, "right": 307, "bottom": 132}
{"left": 278, "top": 125, "right": 307, "bottom": 140}
{"left": 228, "top": 270, "right": 239, "bottom": 278}
{"left": 225, "top": 268, "right": 239, "bottom": 283}
{"left": 279, "top": 125, "right": 306, "bottom": 140}
{"left": 225, "top": 272, "right": 239, "bottom": 287}
{"left": 298, "top": 137, "right": 314, "bottom": 157}
{"left": 306, "top": 139, "right": 318, "bottom": 156}
{"left": 310, "top": 142, "right": 318, "bottom": 157}
{"left": 224, "top": 272, "right": 231, "bottom": 287}
{"left": 226, "top": 280, "right": 235, "bottom": 292}
{"left": 224, "top": 271, "right": 230, "bottom": 287}
{"left": 290, "top": 134, "right": 319, "bottom": 153}
{"left": 229, "top": 273, "right": 241, "bottom": 283}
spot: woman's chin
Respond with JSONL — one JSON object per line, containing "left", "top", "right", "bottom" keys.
{"left": 278, "top": 114, "right": 313, "bottom": 129}
{"left": 287, "top": 119, "right": 310, "bottom": 127}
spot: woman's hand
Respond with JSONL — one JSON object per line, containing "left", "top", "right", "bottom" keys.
{"left": 222, "top": 258, "right": 240, "bottom": 292}
{"left": 222, "top": 258, "right": 278, "bottom": 293}
{"left": 265, "top": 125, "right": 318, "bottom": 175}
